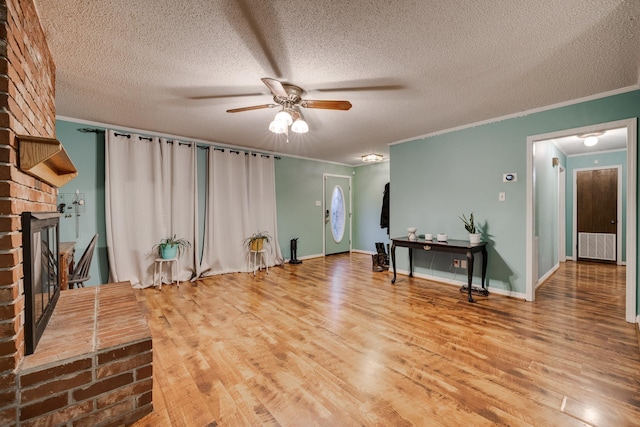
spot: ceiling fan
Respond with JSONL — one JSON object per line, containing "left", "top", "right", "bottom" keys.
{"left": 227, "top": 77, "right": 352, "bottom": 136}
{"left": 227, "top": 77, "right": 353, "bottom": 113}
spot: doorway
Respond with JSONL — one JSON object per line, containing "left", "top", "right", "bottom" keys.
{"left": 575, "top": 167, "right": 620, "bottom": 262}
{"left": 526, "top": 118, "right": 637, "bottom": 323}
{"left": 323, "top": 174, "right": 351, "bottom": 255}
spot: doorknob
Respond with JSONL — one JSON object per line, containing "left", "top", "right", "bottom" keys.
{"left": 611, "top": 220, "right": 616, "bottom": 224}
{"left": 325, "top": 209, "right": 329, "bottom": 223}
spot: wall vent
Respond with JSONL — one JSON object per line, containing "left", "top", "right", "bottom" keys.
{"left": 578, "top": 232, "right": 616, "bottom": 261}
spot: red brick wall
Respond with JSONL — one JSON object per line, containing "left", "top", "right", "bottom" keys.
{"left": 0, "top": 0, "right": 58, "bottom": 422}
{"left": 0, "top": 3, "right": 153, "bottom": 425}
{"left": 0, "top": 0, "right": 57, "bottom": 424}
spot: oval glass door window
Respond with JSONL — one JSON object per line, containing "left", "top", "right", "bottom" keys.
{"left": 331, "top": 185, "right": 346, "bottom": 243}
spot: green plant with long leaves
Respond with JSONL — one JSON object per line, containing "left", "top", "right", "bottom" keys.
{"left": 459, "top": 213, "right": 477, "bottom": 234}
{"left": 153, "top": 234, "right": 191, "bottom": 258}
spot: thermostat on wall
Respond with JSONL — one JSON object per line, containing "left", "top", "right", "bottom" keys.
{"left": 503, "top": 173, "right": 517, "bottom": 182}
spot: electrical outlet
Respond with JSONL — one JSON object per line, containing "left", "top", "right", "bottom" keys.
{"left": 453, "top": 259, "right": 460, "bottom": 268}
{"left": 460, "top": 260, "right": 467, "bottom": 269}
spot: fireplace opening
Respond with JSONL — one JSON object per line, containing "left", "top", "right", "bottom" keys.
{"left": 22, "top": 212, "right": 61, "bottom": 355}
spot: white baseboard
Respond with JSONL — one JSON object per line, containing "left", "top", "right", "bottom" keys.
{"left": 283, "top": 253, "right": 324, "bottom": 263}
{"left": 393, "top": 269, "right": 527, "bottom": 300}
{"left": 352, "top": 249, "right": 376, "bottom": 255}
{"left": 535, "top": 263, "right": 559, "bottom": 290}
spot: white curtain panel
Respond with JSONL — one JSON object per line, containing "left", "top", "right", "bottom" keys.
{"left": 161, "top": 138, "right": 198, "bottom": 281}
{"left": 200, "top": 149, "right": 250, "bottom": 275}
{"left": 247, "top": 154, "right": 284, "bottom": 265}
{"left": 105, "top": 131, "right": 197, "bottom": 288}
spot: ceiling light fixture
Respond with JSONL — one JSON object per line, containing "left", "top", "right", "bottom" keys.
{"left": 269, "top": 107, "right": 308, "bottom": 135}
{"left": 577, "top": 131, "right": 605, "bottom": 147}
{"left": 362, "top": 153, "right": 383, "bottom": 163}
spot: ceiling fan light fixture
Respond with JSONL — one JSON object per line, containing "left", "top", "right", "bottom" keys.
{"left": 269, "top": 119, "right": 287, "bottom": 134}
{"left": 274, "top": 110, "right": 293, "bottom": 126}
{"left": 291, "top": 118, "right": 309, "bottom": 134}
{"left": 362, "top": 153, "right": 383, "bottom": 163}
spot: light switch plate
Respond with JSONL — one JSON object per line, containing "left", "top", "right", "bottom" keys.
{"left": 499, "top": 192, "right": 506, "bottom": 201}
{"left": 315, "top": 200, "right": 321, "bottom": 206}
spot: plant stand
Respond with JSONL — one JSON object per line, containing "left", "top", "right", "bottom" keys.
{"left": 250, "top": 250, "right": 268, "bottom": 276}
{"left": 154, "top": 257, "right": 179, "bottom": 290}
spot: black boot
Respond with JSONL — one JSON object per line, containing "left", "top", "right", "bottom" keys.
{"left": 372, "top": 254, "right": 384, "bottom": 272}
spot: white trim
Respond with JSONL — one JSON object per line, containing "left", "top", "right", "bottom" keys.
{"left": 527, "top": 118, "right": 637, "bottom": 323}
{"left": 352, "top": 249, "right": 377, "bottom": 255}
{"left": 526, "top": 136, "right": 535, "bottom": 301}
{"left": 354, "top": 159, "right": 390, "bottom": 168}
{"left": 389, "top": 85, "right": 639, "bottom": 146}
{"left": 284, "top": 253, "right": 324, "bottom": 262}
{"left": 626, "top": 119, "right": 637, "bottom": 323}
{"left": 558, "top": 166, "right": 566, "bottom": 263}
{"left": 393, "top": 270, "right": 526, "bottom": 300}
{"left": 536, "top": 263, "right": 559, "bottom": 290}
{"left": 572, "top": 165, "right": 623, "bottom": 264}
{"left": 566, "top": 148, "right": 627, "bottom": 157}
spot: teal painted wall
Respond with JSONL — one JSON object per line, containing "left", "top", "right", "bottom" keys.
{"left": 274, "top": 156, "right": 353, "bottom": 258}
{"left": 390, "top": 90, "right": 640, "bottom": 298}
{"left": 352, "top": 162, "right": 390, "bottom": 252}
{"left": 566, "top": 150, "right": 627, "bottom": 260}
{"left": 57, "top": 121, "right": 108, "bottom": 286}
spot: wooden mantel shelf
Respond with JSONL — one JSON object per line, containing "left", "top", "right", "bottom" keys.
{"left": 18, "top": 135, "right": 78, "bottom": 187}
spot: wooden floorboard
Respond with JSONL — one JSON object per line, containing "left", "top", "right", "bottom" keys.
{"left": 131, "top": 254, "right": 640, "bottom": 426}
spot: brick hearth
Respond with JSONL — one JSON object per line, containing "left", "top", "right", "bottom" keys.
{"left": 18, "top": 282, "right": 152, "bottom": 425}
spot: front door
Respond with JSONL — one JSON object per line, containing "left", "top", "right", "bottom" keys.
{"left": 576, "top": 168, "right": 618, "bottom": 262}
{"left": 324, "top": 175, "right": 351, "bottom": 255}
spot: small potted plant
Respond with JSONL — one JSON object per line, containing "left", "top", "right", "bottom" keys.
{"left": 154, "top": 234, "right": 191, "bottom": 259}
{"left": 243, "top": 231, "right": 272, "bottom": 252}
{"left": 459, "top": 212, "right": 481, "bottom": 244}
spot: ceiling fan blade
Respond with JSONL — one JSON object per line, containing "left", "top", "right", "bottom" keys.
{"left": 300, "top": 100, "right": 352, "bottom": 110}
{"left": 226, "top": 104, "right": 279, "bottom": 113}
{"left": 261, "top": 77, "right": 288, "bottom": 98}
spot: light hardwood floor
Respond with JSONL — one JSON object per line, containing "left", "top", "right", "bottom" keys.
{"left": 131, "top": 254, "right": 640, "bottom": 426}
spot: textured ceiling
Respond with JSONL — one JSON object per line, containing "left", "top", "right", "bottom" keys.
{"left": 33, "top": 0, "right": 640, "bottom": 165}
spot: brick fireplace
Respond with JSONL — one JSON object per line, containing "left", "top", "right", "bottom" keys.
{"left": 0, "top": 1, "right": 152, "bottom": 425}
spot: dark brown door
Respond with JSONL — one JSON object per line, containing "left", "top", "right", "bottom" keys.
{"left": 576, "top": 168, "right": 617, "bottom": 260}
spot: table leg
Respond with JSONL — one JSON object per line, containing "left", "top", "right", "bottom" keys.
{"left": 466, "top": 250, "right": 475, "bottom": 303}
{"left": 409, "top": 248, "right": 413, "bottom": 277}
{"left": 391, "top": 241, "right": 397, "bottom": 284}
{"left": 481, "top": 246, "right": 487, "bottom": 289}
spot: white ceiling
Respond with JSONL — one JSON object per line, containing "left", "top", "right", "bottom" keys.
{"left": 551, "top": 127, "right": 628, "bottom": 156}
{"left": 33, "top": 0, "right": 640, "bottom": 165}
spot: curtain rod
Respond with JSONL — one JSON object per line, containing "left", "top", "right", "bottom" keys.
{"left": 84, "top": 129, "right": 280, "bottom": 159}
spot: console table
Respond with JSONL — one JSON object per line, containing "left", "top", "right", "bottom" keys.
{"left": 390, "top": 237, "right": 488, "bottom": 302}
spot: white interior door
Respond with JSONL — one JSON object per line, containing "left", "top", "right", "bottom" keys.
{"left": 324, "top": 175, "right": 351, "bottom": 255}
